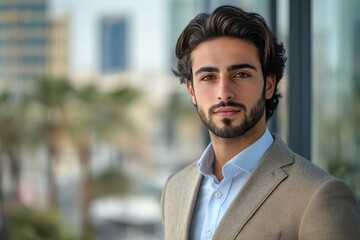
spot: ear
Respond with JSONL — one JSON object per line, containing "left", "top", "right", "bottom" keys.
{"left": 185, "top": 79, "right": 197, "bottom": 105}
{"left": 265, "top": 75, "right": 276, "bottom": 100}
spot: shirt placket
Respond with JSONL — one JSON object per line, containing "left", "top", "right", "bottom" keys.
{"left": 201, "top": 178, "right": 232, "bottom": 239}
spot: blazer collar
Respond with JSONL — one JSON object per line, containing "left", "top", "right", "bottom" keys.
{"left": 212, "top": 134, "right": 295, "bottom": 239}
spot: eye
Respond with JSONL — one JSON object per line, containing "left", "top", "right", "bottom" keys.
{"left": 234, "top": 72, "right": 250, "bottom": 79}
{"left": 200, "top": 75, "right": 217, "bottom": 81}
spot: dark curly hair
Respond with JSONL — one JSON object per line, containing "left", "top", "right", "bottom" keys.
{"left": 173, "top": 5, "right": 286, "bottom": 120}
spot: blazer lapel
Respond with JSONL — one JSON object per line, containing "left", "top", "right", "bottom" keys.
{"left": 212, "top": 135, "right": 294, "bottom": 239}
{"left": 177, "top": 164, "right": 203, "bottom": 240}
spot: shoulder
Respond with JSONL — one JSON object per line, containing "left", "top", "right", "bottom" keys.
{"left": 289, "top": 152, "right": 333, "bottom": 183}
{"left": 269, "top": 134, "right": 336, "bottom": 185}
{"left": 289, "top": 154, "right": 357, "bottom": 208}
{"left": 266, "top": 137, "right": 360, "bottom": 237}
{"left": 267, "top": 134, "right": 358, "bottom": 209}
{"left": 161, "top": 161, "right": 202, "bottom": 233}
{"left": 271, "top": 139, "right": 360, "bottom": 237}
{"left": 164, "top": 161, "right": 199, "bottom": 193}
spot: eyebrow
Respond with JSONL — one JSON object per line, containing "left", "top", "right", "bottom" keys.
{"left": 194, "top": 63, "right": 257, "bottom": 76}
{"left": 227, "top": 64, "right": 257, "bottom": 72}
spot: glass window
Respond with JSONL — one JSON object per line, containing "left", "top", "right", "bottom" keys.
{"left": 312, "top": 0, "right": 360, "bottom": 201}
{"left": 206, "top": 0, "right": 270, "bottom": 20}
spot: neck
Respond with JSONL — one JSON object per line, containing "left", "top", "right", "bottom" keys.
{"left": 210, "top": 125, "right": 266, "bottom": 181}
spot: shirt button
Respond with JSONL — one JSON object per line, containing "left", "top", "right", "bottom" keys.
{"left": 206, "top": 231, "right": 212, "bottom": 238}
{"left": 215, "top": 191, "right": 222, "bottom": 198}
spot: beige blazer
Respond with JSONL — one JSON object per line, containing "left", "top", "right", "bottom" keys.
{"left": 161, "top": 135, "right": 360, "bottom": 240}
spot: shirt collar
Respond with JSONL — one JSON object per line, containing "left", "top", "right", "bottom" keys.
{"left": 197, "top": 128, "right": 274, "bottom": 178}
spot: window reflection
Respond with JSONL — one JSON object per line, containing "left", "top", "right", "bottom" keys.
{"left": 312, "top": 0, "right": 360, "bottom": 201}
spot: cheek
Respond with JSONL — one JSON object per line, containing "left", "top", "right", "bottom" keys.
{"left": 193, "top": 87, "right": 214, "bottom": 106}
{"left": 238, "top": 84, "right": 260, "bottom": 100}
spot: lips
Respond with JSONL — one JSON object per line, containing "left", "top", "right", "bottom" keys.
{"left": 213, "top": 107, "right": 241, "bottom": 116}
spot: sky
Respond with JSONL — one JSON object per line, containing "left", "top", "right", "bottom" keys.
{"left": 49, "top": 0, "right": 167, "bottom": 75}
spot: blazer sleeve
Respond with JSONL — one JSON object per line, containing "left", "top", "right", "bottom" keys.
{"left": 299, "top": 178, "right": 360, "bottom": 240}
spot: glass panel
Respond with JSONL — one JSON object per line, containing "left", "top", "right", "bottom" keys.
{"left": 207, "top": 0, "right": 270, "bottom": 20}
{"left": 276, "top": 0, "right": 289, "bottom": 141}
{"left": 312, "top": 0, "right": 360, "bottom": 201}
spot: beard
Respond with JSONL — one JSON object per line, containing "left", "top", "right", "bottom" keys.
{"left": 196, "top": 91, "right": 266, "bottom": 139}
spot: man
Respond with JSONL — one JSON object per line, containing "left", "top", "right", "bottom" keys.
{"left": 161, "top": 5, "right": 360, "bottom": 240}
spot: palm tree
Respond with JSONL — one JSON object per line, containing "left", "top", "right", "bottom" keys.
{"left": 68, "top": 83, "right": 141, "bottom": 237}
{"left": 0, "top": 92, "right": 22, "bottom": 203}
{"left": 0, "top": 91, "right": 27, "bottom": 239}
{"left": 26, "top": 76, "right": 75, "bottom": 209}
{"left": 2, "top": 76, "right": 141, "bottom": 238}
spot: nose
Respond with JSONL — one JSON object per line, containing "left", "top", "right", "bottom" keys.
{"left": 217, "top": 76, "right": 235, "bottom": 101}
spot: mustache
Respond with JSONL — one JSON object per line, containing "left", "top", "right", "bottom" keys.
{"left": 209, "top": 101, "right": 247, "bottom": 114}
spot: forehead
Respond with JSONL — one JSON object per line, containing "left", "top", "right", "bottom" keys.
{"left": 191, "top": 37, "right": 261, "bottom": 71}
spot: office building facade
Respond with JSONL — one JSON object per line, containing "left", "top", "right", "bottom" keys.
{"left": 0, "top": 0, "right": 48, "bottom": 88}
{"left": 100, "top": 16, "right": 127, "bottom": 74}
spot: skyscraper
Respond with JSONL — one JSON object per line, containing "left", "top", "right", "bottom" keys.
{"left": 47, "top": 13, "right": 69, "bottom": 78}
{"left": 0, "top": 0, "right": 48, "bottom": 89}
{"left": 100, "top": 16, "right": 127, "bottom": 74}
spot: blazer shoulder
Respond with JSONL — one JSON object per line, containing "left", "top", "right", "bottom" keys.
{"left": 263, "top": 135, "right": 333, "bottom": 185}
{"left": 289, "top": 152, "right": 335, "bottom": 184}
{"left": 267, "top": 135, "right": 346, "bottom": 193}
{"left": 165, "top": 161, "right": 199, "bottom": 190}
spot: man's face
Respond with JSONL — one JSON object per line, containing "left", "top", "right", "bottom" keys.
{"left": 186, "top": 37, "right": 275, "bottom": 139}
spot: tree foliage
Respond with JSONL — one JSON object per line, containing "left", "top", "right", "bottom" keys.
{"left": 0, "top": 76, "right": 141, "bottom": 238}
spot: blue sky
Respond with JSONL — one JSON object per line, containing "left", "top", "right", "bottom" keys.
{"left": 49, "top": 0, "right": 164, "bottom": 74}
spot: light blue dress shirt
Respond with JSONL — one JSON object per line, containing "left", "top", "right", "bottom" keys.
{"left": 190, "top": 128, "right": 274, "bottom": 240}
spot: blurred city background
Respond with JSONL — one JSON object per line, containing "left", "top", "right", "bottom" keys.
{"left": 0, "top": 0, "right": 359, "bottom": 239}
